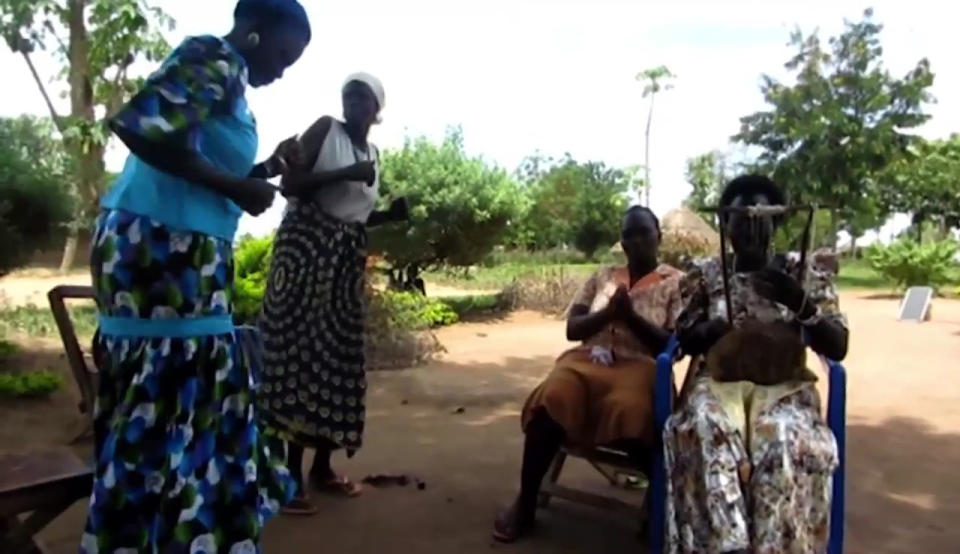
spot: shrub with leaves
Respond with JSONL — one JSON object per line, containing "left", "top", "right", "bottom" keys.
{"left": 866, "top": 239, "right": 960, "bottom": 291}
{"left": 233, "top": 234, "right": 274, "bottom": 324}
{"left": 0, "top": 371, "right": 63, "bottom": 398}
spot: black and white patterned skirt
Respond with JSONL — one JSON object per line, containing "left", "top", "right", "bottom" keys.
{"left": 258, "top": 200, "right": 368, "bottom": 454}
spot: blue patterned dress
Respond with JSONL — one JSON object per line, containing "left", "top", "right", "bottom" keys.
{"left": 82, "top": 36, "right": 294, "bottom": 554}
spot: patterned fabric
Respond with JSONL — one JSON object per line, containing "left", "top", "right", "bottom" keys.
{"left": 82, "top": 209, "right": 295, "bottom": 554}
{"left": 258, "top": 200, "right": 368, "bottom": 454}
{"left": 112, "top": 35, "right": 248, "bottom": 149}
{"left": 570, "top": 264, "right": 685, "bottom": 360}
{"left": 102, "top": 35, "right": 256, "bottom": 241}
{"left": 676, "top": 256, "right": 846, "bottom": 338}
{"left": 664, "top": 256, "right": 845, "bottom": 554}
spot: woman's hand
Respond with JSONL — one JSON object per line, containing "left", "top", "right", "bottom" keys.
{"left": 751, "top": 269, "right": 806, "bottom": 313}
{"left": 605, "top": 285, "right": 632, "bottom": 321}
{"left": 344, "top": 161, "right": 377, "bottom": 185}
{"left": 388, "top": 197, "right": 410, "bottom": 222}
{"left": 265, "top": 135, "right": 303, "bottom": 177}
{"left": 232, "top": 178, "right": 276, "bottom": 216}
{"left": 679, "top": 317, "right": 731, "bottom": 356}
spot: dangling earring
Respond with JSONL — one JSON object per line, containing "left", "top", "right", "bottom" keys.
{"left": 247, "top": 32, "right": 260, "bottom": 47}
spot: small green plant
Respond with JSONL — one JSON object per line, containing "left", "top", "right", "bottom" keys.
{"left": 233, "top": 234, "right": 274, "bottom": 325}
{"left": 440, "top": 294, "right": 505, "bottom": 319}
{"left": 0, "top": 371, "right": 63, "bottom": 398}
{"left": 0, "top": 339, "right": 18, "bottom": 359}
{"left": 374, "top": 290, "right": 458, "bottom": 330}
{"left": 866, "top": 239, "right": 960, "bottom": 292}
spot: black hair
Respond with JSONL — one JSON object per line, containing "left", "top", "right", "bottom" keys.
{"left": 623, "top": 205, "right": 661, "bottom": 236}
{"left": 718, "top": 174, "right": 787, "bottom": 225}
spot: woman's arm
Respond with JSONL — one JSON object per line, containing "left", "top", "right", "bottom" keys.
{"left": 752, "top": 267, "right": 849, "bottom": 361}
{"left": 279, "top": 117, "right": 372, "bottom": 197}
{"left": 112, "top": 125, "right": 240, "bottom": 197}
{"left": 567, "top": 303, "right": 615, "bottom": 342}
{"left": 622, "top": 309, "right": 671, "bottom": 354}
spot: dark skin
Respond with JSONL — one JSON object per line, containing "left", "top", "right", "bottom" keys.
{"left": 493, "top": 209, "right": 668, "bottom": 542}
{"left": 110, "top": 19, "right": 308, "bottom": 216}
{"left": 566, "top": 209, "right": 670, "bottom": 354}
{"left": 280, "top": 82, "right": 409, "bottom": 226}
{"left": 680, "top": 191, "right": 849, "bottom": 361}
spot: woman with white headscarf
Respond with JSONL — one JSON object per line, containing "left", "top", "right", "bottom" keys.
{"left": 258, "top": 73, "right": 409, "bottom": 514}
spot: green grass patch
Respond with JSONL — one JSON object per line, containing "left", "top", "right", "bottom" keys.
{"left": 0, "top": 339, "right": 18, "bottom": 359}
{"left": 424, "top": 263, "right": 601, "bottom": 290}
{"left": 0, "top": 370, "right": 63, "bottom": 399}
{"left": 835, "top": 258, "right": 888, "bottom": 289}
{"left": 0, "top": 303, "right": 97, "bottom": 340}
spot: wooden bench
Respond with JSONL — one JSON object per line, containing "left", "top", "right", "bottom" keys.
{"left": 0, "top": 448, "right": 93, "bottom": 554}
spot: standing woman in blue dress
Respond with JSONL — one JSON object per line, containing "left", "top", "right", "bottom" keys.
{"left": 83, "top": 1, "right": 310, "bottom": 552}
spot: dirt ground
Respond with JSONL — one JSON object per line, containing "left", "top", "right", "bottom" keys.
{"left": 1, "top": 271, "right": 959, "bottom": 553}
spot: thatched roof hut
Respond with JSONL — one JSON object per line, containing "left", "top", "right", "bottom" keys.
{"left": 661, "top": 206, "right": 720, "bottom": 251}
{"left": 610, "top": 206, "right": 720, "bottom": 261}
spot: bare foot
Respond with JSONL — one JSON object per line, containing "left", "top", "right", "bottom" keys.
{"left": 492, "top": 499, "right": 535, "bottom": 543}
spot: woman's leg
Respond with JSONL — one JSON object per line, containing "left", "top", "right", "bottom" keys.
{"left": 307, "top": 438, "right": 363, "bottom": 496}
{"left": 281, "top": 442, "right": 319, "bottom": 515}
{"left": 493, "top": 409, "right": 565, "bottom": 542}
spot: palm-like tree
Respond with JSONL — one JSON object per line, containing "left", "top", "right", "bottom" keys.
{"left": 636, "top": 66, "right": 675, "bottom": 207}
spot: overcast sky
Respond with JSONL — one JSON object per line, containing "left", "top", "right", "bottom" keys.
{"left": 1, "top": 0, "right": 956, "bottom": 240}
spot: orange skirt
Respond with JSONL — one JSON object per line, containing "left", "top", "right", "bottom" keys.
{"left": 521, "top": 347, "right": 661, "bottom": 447}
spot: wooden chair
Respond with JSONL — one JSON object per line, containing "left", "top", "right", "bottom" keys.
{"left": 538, "top": 444, "right": 651, "bottom": 531}
{"left": 47, "top": 285, "right": 98, "bottom": 442}
{"left": 0, "top": 448, "right": 93, "bottom": 554}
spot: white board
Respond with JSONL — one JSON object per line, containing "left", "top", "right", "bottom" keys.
{"left": 898, "top": 286, "right": 933, "bottom": 322}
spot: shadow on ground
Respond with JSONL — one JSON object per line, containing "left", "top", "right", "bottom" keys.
{"left": 26, "top": 340, "right": 960, "bottom": 554}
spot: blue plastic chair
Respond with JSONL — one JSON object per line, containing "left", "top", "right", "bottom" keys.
{"left": 649, "top": 335, "right": 846, "bottom": 554}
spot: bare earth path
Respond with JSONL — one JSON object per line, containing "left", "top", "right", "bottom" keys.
{"left": 0, "top": 273, "right": 957, "bottom": 552}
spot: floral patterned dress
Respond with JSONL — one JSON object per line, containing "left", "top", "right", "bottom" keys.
{"left": 663, "top": 257, "right": 847, "bottom": 554}
{"left": 82, "top": 36, "right": 294, "bottom": 554}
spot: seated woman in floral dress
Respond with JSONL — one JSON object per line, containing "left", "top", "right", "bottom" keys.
{"left": 664, "top": 175, "right": 849, "bottom": 554}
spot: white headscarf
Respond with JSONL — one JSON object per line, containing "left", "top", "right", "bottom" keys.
{"left": 343, "top": 72, "right": 385, "bottom": 122}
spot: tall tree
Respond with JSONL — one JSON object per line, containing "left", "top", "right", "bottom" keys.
{"left": 734, "top": 9, "right": 934, "bottom": 247}
{"left": 684, "top": 151, "right": 729, "bottom": 216}
{"left": 0, "top": 0, "right": 173, "bottom": 271}
{"left": 636, "top": 65, "right": 674, "bottom": 207}
{"left": 880, "top": 135, "right": 960, "bottom": 241}
{"left": 369, "top": 128, "right": 526, "bottom": 282}
{"left": 512, "top": 154, "right": 629, "bottom": 258}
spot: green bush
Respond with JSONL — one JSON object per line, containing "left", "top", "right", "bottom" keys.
{"left": 0, "top": 371, "right": 63, "bottom": 399}
{"left": 376, "top": 290, "right": 459, "bottom": 330}
{"left": 866, "top": 239, "right": 960, "bottom": 291}
{"left": 233, "top": 234, "right": 274, "bottom": 324}
{"left": 440, "top": 294, "right": 505, "bottom": 318}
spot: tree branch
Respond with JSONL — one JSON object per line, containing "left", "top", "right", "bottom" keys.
{"left": 43, "top": 19, "right": 68, "bottom": 56}
{"left": 20, "top": 51, "right": 65, "bottom": 132}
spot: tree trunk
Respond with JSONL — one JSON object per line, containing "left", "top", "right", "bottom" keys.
{"left": 59, "top": 228, "right": 80, "bottom": 272}
{"left": 828, "top": 208, "right": 839, "bottom": 250}
{"left": 59, "top": 0, "right": 104, "bottom": 273}
{"left": 644, "top": 92, "right": 655, "bottom": 207}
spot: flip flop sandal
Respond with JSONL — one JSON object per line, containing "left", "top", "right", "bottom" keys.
{"left": 313, "top": 475, "right": 363, "bottom": 497}
{"left": 281, "top": 494, "right": 318, "bottom": 516}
